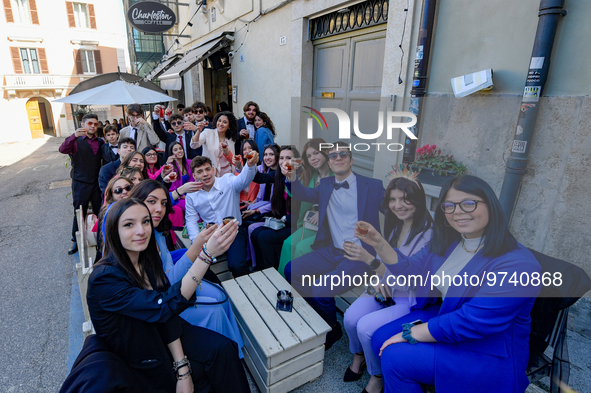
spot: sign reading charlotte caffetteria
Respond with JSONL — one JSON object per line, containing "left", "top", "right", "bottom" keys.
{"left": 127, "top": 1, "right": 176, "bottom": 34}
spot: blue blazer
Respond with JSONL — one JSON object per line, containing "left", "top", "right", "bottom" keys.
{"left": 288, "top": 173, "right": 385, "bottom": 253}
{"left": 98, "top": 158, "right": 120, "bottom": 194}
{"left": 386, "top": 242, "right": 542, "bottom": 393}
{"left": 254, "top": 127, "right": 274, "bottom": 151}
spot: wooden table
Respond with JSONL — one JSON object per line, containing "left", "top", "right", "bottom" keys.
{"left": 222, "top": 268, "right": 331, "bottom": 393}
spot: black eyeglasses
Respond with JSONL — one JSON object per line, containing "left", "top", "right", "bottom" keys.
{"left": 145, "top": 152, "right": 157, "bottom": 157}
{"left": 440, "top": 199, "right": 485, "bottom": 214}
{"left": 171, "top": 121, "right": 182, "bottom": 126}
{"left": 328, "top": 151, "right": 350, "bottom": 160}
{"left": 113, "top": 185, "right": 133, "bottom": 195}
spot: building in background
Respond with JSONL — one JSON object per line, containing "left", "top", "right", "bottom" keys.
{"left": 0, "top": 0, "right": 131, "bottom": 143}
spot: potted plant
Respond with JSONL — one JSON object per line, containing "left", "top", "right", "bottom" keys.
{"left": 73, "top": 105, "right": 91, "bottom": 122}
{"left": 410, "top": 144, "right": 467, "bottom": 186}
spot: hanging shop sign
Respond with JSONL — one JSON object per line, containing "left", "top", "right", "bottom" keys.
{"left": 127, "top": 1, "right": 176, "bottom": 34}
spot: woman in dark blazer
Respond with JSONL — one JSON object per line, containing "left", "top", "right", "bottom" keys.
{"left": 356, "top": 175, "right": 541, "bottom": 393}
{"left": 86, "top": 198, "right": 249, "bottom": 392}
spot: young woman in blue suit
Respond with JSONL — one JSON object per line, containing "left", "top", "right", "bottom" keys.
{"left": 86, "top": 198, "right": 249, "bottom": 392}
{"left": 356, "top": 175, "right": 541, "bottom": 393}
{"left": 253, "top": 111, "right": 276, "bottom": 149}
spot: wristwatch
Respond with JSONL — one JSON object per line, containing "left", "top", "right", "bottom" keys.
{"left": 369, "top": 258, "right": 381, "bottom": 271}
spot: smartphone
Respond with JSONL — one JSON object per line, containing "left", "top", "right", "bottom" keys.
{"left": 410, "top": 319, "right": 423, "bottom": 326}
{"left": 159, "top": 107, "right": 165, "bottom": 118}
{"left": 304, "top": 211, "right": 316, "bottom": 221}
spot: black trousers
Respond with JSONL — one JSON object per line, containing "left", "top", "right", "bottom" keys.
{"left": 180, "top": 321, "right": 250, "bottom": 393}
{"left": 71, "top": 180, "right": 102, "bottom": 242}
{"left": 251, "top": 226, "right": 292, "bottom": 271}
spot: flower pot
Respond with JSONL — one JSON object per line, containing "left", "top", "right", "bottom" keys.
{"left": 411, "top": 166, "right": 458, "bottom": 187}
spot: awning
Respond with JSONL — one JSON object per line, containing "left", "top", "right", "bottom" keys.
{"left": 145, "top": 54, "right": 182, "bottom": 81}
{"left": 159, "top": 35, "right": 228, "bottom": 91}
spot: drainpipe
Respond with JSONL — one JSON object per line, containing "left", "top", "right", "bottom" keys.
{"left": 402, "top": 0, "right": 438, "bottom": 163}
{"left": 499, "top": 0, "right": 566, "bottom": 220}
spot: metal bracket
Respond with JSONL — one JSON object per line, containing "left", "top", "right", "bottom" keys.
{"left": 154, "top": 0, "right": 190, "bottom": 6}
{"left": 143, "top": 33, "right": 191, "bottom": 38}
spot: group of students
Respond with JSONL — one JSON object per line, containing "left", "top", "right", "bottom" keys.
{"left": 60, "top": 103, "right": 542, "bottom": 392}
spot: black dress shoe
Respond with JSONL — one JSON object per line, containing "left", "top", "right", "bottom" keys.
{"left": 324, "top": 322, "right": 343, "bottom": 351}
{"left": 68, "top": 242, "right": 78, "bottom": 255}
{"left": 343, "top": 360, "right": 366, "bottom": 382}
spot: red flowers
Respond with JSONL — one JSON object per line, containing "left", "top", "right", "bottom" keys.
{"left": 416, "top": 144, "right": 438, "bottom": 158}
{"left": 411, "top": 144, "right": 468, "bottom": 176}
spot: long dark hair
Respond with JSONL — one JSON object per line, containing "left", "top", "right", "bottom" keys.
{"left": 271, "top": 145, "right": 300, "bottom": 217}
{"left": 97, "top": 198, "right": 169, "bottom": 291}
{"left": 142, "top": 146, "right": 161, "bottom": 172}
{"left": 262, "top": 144, "right": 280, "bottom": 172}
{"left": 382, "top": 178, "right": 433, "bottom": 248}
{"left": 129, "top": 180, "right": 173, "bottom": 234}
{"left": 119, "top": 151, "right": 148, "bottom": 180}
{"left": 241, "top": 139, "right": 261, "bottom": 165}
{"left": 430, "top": 175, "right": 517, "bottom": 257}
{"left": 212, "top": 111, "right": 238, "bottom": 141}
{"left": 255, "top": 112, "right": 276, "bottom": 136}
{"left": 167, "top": 142, "right": 190, "bottom": 176}
{"left": 300, "top": 138, "right": 328, "bottom": 186}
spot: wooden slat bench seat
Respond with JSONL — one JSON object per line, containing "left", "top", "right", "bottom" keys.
{"left": 222, "top": 268, "right": 330, "bottom": 393}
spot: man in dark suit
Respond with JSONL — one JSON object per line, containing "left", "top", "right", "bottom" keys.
{"left": 285, "top": 142, "right": 385, "bottom": 348}
{"left": 100, "top": 125, "right": 120, "bottom": 164}
{"left": 235, "top": 101, "right": 259, "bottom": 154}
{"left": 59, "top": 114, "right": 104, "bottom": 255}
{"left": 151, "top": 104, "right": 171, "bottom": 143}
{"left": 98, "top": 138, "right": 136, "bottom": 194}
{"left": 163, "top": 114, "right": 201, "bottom": 162}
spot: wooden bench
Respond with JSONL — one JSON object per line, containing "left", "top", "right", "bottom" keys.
{"left": 222, "top": 268, "right": 331, "bottom": 393}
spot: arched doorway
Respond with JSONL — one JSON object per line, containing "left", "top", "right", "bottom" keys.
{"left": 26, "top": 97, "right": 55, "bottom": 139}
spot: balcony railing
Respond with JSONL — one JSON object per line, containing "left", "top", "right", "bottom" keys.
{"left": 3, "top": 74, "right": 75, "bottom": 90}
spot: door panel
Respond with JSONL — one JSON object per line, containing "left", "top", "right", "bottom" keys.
{"left": 312, "top": 28, "right": 386, "bottom": 177}
{"left": 26, "top": 98, "right": 44, "bottom": 139}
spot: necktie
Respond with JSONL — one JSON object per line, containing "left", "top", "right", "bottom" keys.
{"left": 333, "top": 181, "right": 350, "bottom": 190}
{"left": 179, "top": 134, "right": 183, "bottom": 149}
{"left": 132, "top": 128, "right": 138, "bottom": 142}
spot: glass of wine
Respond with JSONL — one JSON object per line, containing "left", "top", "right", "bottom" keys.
{"left": 168, "top": 172, "right": 177, "bottom": 182}
{"left": 221, "top": 141, "right": 228, "bottom": 149}
{"left": 356, "top": 222, "right": 369, "bottom": 237}
{"left": 223, "top": 216, "right": 235, "bottom": 225}
{"left": 245, "top": 152, "right": 254, "bottom": 160}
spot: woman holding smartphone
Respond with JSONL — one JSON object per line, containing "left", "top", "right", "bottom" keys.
{"left": 356, "top": 175, "right": 541, "bottom": 393}
{"left": 86, "top": 198, "right": 249, "bottom": 392}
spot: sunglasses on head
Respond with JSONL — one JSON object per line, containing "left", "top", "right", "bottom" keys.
{"left": 264, "top": 143, "right": 279, "bottom": 149}
{"left": 171, "top": 121, "right": 183, "bottom": 126}
{"left": 328, "top": 151, "right": 350, "bottom": 160}
{"left": 113, "top": 185, "right": 132, "bottom": 195}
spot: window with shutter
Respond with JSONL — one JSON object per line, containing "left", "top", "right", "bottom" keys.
{"left": 65, "top": 1, "right": 75, "bottom": 27}
{"left": 10, "top": 46, "right": 22, "bottom": 73}
{"left": 37, "top": 48, "right": 48, "bottom": 73}
{"left": 9, "top": 0, "right": 31, "bottom": 23}
{"left": 94, "top": 50, "right": 102, "bottom": 74}
{"left": 88, "top": 3, "right": 95, "bottom": 29}
{"left": 29, "top": 0, "right": 38, "bottom": 24}
{"left": 73, "top": 49, "right": 83, "bottom": 74}
{"left": 4, "top": 0, "right": 14, "bottom": 23}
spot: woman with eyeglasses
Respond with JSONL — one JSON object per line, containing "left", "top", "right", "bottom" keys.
{"left": 142, "top": 146, "right": 168, "bottom": 180}
{"left": 250, "top": 146, "right": 301, "bottom": 270}
{"left": 354, "top": 175, "right": 541, "bottom": 393}
{"left": 163, "top": 141, "right": 194, "bottom": 213}
{"left": 129, "top": 181, "right": 245, "bottom": 356}
{"left": 81, "top": 198, "right": 249, "bottom": 392}
{"left": 190, "top": 111, "right": 238, "bottom": 176}
{"left": 253, "top": 112, "right": 276, "bottom": 151}
{"left": 277, "top": 138, "right": 333, "bottom": 277}
{"left": 340, "top": 171, "right": 433, "bottom": 393}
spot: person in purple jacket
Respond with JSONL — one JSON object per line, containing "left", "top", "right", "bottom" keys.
{"left": 341, "top": 169, "right": 433, "bottom": 393}
{"left": 357, "top": 175, "right": 541, "bottom": 393}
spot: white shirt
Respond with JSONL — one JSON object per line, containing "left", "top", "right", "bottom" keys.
{"left": 109, "top": 145, "right": 118, "bottom": 155}
{"left": 433, "top": 235, "right": 484, "bottom": 299}
{"left": 185, "top": 163, "right": 256, "bottom": 242}
{"left": 326, "top": 172, "right": 359, "bottom": 249}
{"left": 130, "top": 128, "right": 138, "bottom": 140}
{"left": 175, "top": 132, "right": 188, "bottom": 158}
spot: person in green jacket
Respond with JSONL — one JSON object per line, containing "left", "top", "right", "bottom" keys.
{"left": 278, "top": 138, "right": 333, "bottom": 276}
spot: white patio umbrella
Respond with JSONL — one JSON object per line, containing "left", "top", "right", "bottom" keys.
{"left": 53, "top": 79, "right": 177, "bottom": 105}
